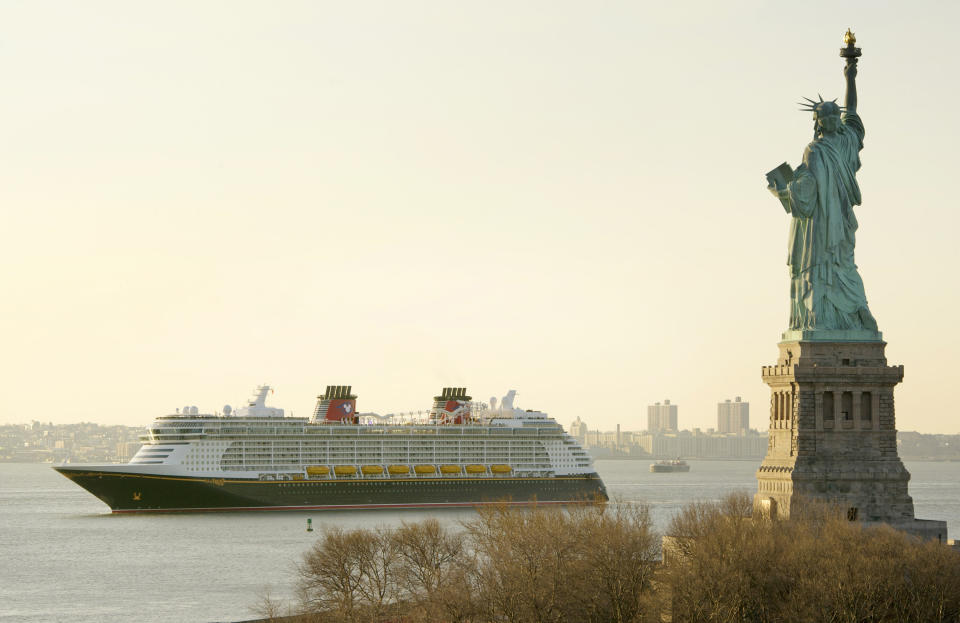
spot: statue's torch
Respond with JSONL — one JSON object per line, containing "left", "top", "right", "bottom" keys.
{"left": 840, "top": 28, "right": 861, "bottom": 65}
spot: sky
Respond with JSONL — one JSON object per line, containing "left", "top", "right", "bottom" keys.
{"left": 1, "top": 1, "right": 958, "bottom": 434}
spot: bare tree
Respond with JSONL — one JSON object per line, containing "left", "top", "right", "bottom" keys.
{"left": 569, "top": 503, "right": 659, "bottom": 623}
{"left": 464, "top": 501, "right": 658, "bottom": 623}
{"left": 466, "top": 503, "right": 582, "bottom": 623}
{"left": 392, "top": 518, "right": 476, "bottom": 623}
{"left": 297, "top": 527, "right": 400, "bottom": 623}
{"left": 249, "top": 586, "right": 290, "bottom": 622}
{"left": 662, "top": 492, "right": 960, "bottom": 623}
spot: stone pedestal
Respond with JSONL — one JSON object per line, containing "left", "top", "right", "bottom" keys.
{"left": 754, "top": 337, "right": 948, "bottom": 541}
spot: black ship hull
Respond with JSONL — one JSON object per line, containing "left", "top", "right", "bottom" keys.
{"left": 55, "top": 467, "right": 608, "bottom": 513}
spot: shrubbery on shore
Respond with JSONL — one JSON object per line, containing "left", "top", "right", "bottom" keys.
{"left": 254, "top": 493, "right": 960, "bottom": 623}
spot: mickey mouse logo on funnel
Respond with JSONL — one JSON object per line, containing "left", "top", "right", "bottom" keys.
{"left": 320, "top": 385, "right": 358, "bottom": 423}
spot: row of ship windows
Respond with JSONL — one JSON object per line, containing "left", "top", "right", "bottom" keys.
{"left": 272, "top": 481, "right": 572, "bottom": 489}
{"left": 152, "top": 428, "right": 565, "bottom": 436}
{"left": 220, "top": 463, "right": 557, "bottom": 469}
{"left": 227, "top": 450, "right": 550, "bottom": 456}
{"left": 220, "top": 464, "right": 556, "bottom": 470}
{"left": 225, "top": 450, "right": 549, "bottom": 455}
{"left": 151, "top": 434, "right": 565, "bottom": 443}
{"left": 221, "top": 459, "right": 546, "bottom": 465}
{"left": 219, "top": 454, "right": 552, "bottom": 458}
{"left": 221, "top": 440, "right": 544, "bottom": 446}
{"left": 221, "top": 455, "right": 549, "bottom": 461}
{"left": 219, "top": 467, "right": 556, "bottom": 472}
{"left": 221, "top": 448, "right": 550, "bottom": 454}
{"left": 220, "top": 450, "right": 550, "bottom": 456}
{"left": 221, "top": 454, "right": 550, "bottom": 459}
{"left": 151, "top": 436, "right": 568, "bottom": 445}
{"left": 220, "top": 461, "right": 554, "bottom": 470}
{"left": 222, "top": 450, "right": 551, "bottom": 456}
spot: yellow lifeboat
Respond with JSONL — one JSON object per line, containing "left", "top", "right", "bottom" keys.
{"left": 491, "top": 464, "right": 512, "bottom": 474}
{"left": 334, "top": 465, "right": 357, "bottom": 476}
{"left": 388, "top": 465, "right": 410, "bottom": 475}
{"left": 306, "top": 466, "right": 330, "bottom": 476}
{"left": 361, "top": 465, "right": 384, "bottom": 475}
{"left": 465, "top": 464, "right": 487, "bottom": 474}
{"left": 440, "top": 464, "right": 461, "bottom": 474}
{"left": 414, "top": 465, "right": 437, "bottom": 474}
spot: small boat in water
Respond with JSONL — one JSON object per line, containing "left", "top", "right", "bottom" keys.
{"left": 650, "top": 459, "right": 690, "bottom": 473}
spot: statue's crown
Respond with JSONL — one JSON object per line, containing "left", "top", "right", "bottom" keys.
{"left": 798, "top": 95, "right": 843, "bottom": 117}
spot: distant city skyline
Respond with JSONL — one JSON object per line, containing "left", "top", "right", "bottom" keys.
{"left": 2, "top": 2, "right": 958, "bottom": 433}
{"left": 7, "top": 421, "right": 959, "bottom": 464}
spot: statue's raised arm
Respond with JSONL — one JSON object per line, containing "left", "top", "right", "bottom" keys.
{"left": 844, "top": 59, "right": 857, "bottom": 115}
{"left": 841, "top": 28, "right": 861, "bottom": 116}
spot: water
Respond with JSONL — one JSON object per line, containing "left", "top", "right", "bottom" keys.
{"left": 1, "top": 460, "right": 958, "bottom": 622}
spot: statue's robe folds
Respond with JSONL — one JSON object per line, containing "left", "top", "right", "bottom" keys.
{"left": 781, "top": 112, "right": 878, "bottom": 331}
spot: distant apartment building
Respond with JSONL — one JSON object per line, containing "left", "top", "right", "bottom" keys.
{"left": 717, "top": 396, "right": 750, "bottom": 435}
{"left": 569, "top": 416, "right": 587, "bottom": 444}
{"left": 116, "top": 441, "right": 142, "bottom": 462}
{"left": 585, "top": 429, "right": 616, "bottom": 448}
{"left": 647, "top": 400, "right": 678, "bottom": 433}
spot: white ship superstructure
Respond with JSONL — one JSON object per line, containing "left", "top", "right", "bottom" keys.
{"left": 129, "top": 385, "right": 596, "bottom": 480}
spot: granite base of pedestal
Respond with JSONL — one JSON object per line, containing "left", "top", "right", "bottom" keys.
{"left": 753, "top": 338, "right": 948, "bottom": 541}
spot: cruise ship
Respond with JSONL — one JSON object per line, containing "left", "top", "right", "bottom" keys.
{"left": 54, "top": 385, "right": 607, "bottom": 512}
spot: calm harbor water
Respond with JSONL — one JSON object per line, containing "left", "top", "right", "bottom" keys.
{"left": 1, "top": 460, "right": 958, "bottom": 623}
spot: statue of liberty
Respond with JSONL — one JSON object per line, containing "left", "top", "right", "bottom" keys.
{"left": 766, "top": 31, "right": 878, "bottom": 334}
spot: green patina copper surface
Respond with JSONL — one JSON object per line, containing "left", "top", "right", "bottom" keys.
{"left": 766, "top": 33, "right": 880, "bottom": 341}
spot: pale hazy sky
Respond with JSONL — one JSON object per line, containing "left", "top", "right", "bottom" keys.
{"left": 2, "top": 1, "right": 958, "bottom": 433}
